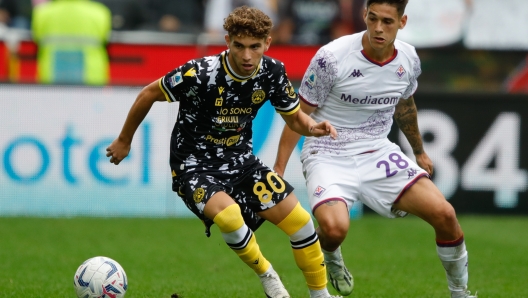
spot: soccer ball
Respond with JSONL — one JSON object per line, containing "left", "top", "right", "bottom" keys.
{"left": 73, "top": 256, "right": 128, "bottom": 298}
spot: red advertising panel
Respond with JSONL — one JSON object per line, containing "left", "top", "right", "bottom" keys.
{"left": 107, "top": 44, "right": 200, "bottom": 85}
{"left": 16, "top": 40, "right": 37, "bottom": 83}
{"left": 0, "top": 42, "right": 7, "bottom": 81}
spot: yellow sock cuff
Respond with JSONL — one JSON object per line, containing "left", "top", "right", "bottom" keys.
{"left": 292, "top": 241, "right": 325, "bottom": 271}
{"left": 277, "top": 202, "right": 311, "bottom": 236}
{"left": 213, "top": 204, "right": 244, "bottom": 233}
{"left": 303, "top": 267, "right": 327, "bottom": 290}
{"left": 235, "top": 234, "right": 270, "bottom": 275}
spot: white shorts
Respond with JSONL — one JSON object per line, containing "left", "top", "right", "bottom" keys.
{"left": 302, "top": 142, "right": 429, "bottom": 218}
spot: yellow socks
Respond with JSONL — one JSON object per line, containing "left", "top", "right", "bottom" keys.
{"left": 213, "top": 204, "right": 270, "bottom": 275}
{"left": 277, "top": 203, "right": 327, "bottom": 290}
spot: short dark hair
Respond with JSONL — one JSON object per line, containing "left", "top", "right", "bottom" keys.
{"left": 366, "top": 0, "right": 409, "bottom": 16}
{"left": 223, "top": 6, "right": 272, "bottom": 39}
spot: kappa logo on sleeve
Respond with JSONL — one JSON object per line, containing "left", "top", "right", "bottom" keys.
{"left": 313, "top": 185, "right": 326, "bottom": 197}
{"left": 169, "top": 72, "right": 182, "bottom": 87}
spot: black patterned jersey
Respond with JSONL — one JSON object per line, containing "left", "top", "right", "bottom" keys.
{"left": 159, "top": 50, "right": 300, "bottom": 172}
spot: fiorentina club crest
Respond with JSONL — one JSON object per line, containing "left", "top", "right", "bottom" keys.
{"left": 313, "top": 186, "right": 326, "bottom": 197}
{"left": 395, "top": 65, "right": 406, "bottom": 79}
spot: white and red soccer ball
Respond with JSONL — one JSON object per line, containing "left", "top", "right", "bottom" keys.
{"left": 74, "top": 256, "right": 128, "bottom": 298}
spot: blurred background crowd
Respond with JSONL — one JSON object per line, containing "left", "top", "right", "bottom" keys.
{"left": 0, "top": 0, "right": 366, "bottom": 44}
{"left": 0, "top": 0, "right": 527, "bottom": 93}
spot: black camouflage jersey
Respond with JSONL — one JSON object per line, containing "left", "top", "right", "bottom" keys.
{"left": 159, "top": 50, "right": 300, "bottom": 173}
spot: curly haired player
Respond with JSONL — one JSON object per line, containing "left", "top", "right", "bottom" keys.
{"left": 106, "top": 6, "right": 340, "bottom": 298}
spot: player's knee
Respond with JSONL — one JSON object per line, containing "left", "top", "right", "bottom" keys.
{"left": 320, "top": 225, "right": 347, "bottom": 246}
{"left": 213, "top": 204, "right": 244, "bottom": 233}
{"left": 277, "top": 202, "right": 321, "bottom": 254}
{"left": 318, "top": 218, "right": 348, "bottom": 243}
{"left": 437, "top": 203, "right": 457, "bottom": 224}
{"left": 277, "top": 203, "right": 325, "bottom": 274}
{"left": 276, "top": 202, "right": 313, "bottom": 236}
{"left": 430, "top": 203, "right": 460, "bottom": 234}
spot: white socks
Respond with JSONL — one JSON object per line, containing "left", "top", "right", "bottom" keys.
{"left": 322, "top": 246, "right": 343, "bottom": 262}
{"left": 437, "top": 241, "right": 469, "bottom": 293}
{"left": 309, "top": 288, "right": 331, "bottom": 298}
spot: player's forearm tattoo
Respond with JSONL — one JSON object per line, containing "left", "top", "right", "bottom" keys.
{"left": 394, "top": 97, "right": 424, "bottom": 155}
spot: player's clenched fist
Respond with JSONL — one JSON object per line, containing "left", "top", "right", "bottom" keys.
{"left": 106, "top": 138, "right": 131, "bottom": 165}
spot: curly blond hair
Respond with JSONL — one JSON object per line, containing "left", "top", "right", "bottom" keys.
{"left": 223, "top": 6, "right": 272, "bottom": 39}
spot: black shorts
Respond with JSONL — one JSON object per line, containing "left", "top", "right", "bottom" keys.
{"left": 171, "top": 157, "right": 294, "bottom": 235}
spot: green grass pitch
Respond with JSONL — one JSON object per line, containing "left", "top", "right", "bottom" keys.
{"left": 0, "top": 215, "right": 526, "bottom": 297}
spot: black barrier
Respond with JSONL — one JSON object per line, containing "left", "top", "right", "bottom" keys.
{"left": 385, "top": 92, "right": 528, "bottom": 215}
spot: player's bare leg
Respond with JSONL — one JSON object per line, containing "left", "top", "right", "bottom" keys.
{"left": 313, "top": 200, "right": 354, "bottom": 296}
{"left": 260, "top": 194, "right": 341, "bottom": 298}
{"left": 204, "top": 192, "right": 290, "bottom": 298}
{"left": 394, "top": 178, "right": 477, "bottom": 298}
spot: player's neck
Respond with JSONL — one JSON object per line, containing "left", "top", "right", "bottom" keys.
{"left": 225, "top": 50, "right": 257, "bottom": 78}
{"left": 361, "top": 33, "right": 396, "bottom": 64}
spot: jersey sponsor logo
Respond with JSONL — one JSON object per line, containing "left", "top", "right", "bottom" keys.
{"left": 252, "top": 89, "right": 266, "bottom": 104}
{"left": 215, "top": 115, "right": 239, "bottom": 124}
{"left": 184, "top": 67, "right": 196, "bottom": 77}
{"left": 214, "top": 107, "right": 252, "bottom": 131}
{"left": 219, "top": 107, "right": 252, "bottom": 115}
{"left": 213, "top": 122, "right": 245, "bottom": 132}
{"left": 205, "top": 134, "right": 240, "bottom": 146}
{"left": 314, "top": 185, "right": 326, "bottom": 197}
{"left": 348, "top": 69, "right": 364, "bottom": 78}
{"left": 340, "top": 94, "right": 399, "bottom": 105}
{"left": 396, "top": 65, "right": 406, "bottom": 79}
{"left": 169, "top": 72, "right": 182, "bottom": 87}
{"left": 304, "top": 70, "right": 316, "bottom": 89}
{"left": 193, "top": 187, "right": 205, "bottom": 203}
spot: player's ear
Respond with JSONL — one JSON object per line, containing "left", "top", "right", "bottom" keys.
{"left": 399, "top": 14, "right": 407, "bottom": 29}
{"left": 224, "top": 34, "right": 231, "bottom": 47}
{"left": 265, "top": 36, "right": 271, "bottom": 51}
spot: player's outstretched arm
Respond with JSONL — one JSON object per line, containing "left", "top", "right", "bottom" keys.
{"left": 281, "top": 103, "right": 336, "bottom": 139}
{"left": 274, "top": 101, "right": 335, "bottom": 176}
{"left": 106, "top": 80, "right": 166, "bottom": 165}
{"left": 394, "top": 96, "right": 434, "bottom": 175}
{"left": 274, "top": 123, "right": 301, "bottom": 177}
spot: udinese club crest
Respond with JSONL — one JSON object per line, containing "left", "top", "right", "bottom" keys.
{"left": 252, "top": 89, "right": 266, "bottom": 104}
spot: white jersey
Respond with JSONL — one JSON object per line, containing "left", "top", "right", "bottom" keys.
{"left": 298, "top": 32, "right": 421, "bottom": 161}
